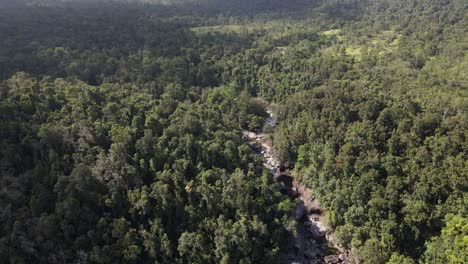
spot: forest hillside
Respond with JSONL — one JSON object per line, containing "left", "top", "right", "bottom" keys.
{"left": 0, "top": 0, "right": 466, "bottom": 263}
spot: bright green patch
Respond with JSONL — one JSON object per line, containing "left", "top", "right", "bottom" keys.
{"left": 345, "top": 46, "right": 362, "bottom": 60}
{"left": 322, "top": 29, "right": 343, "bottom": 41}
{"left": 322, "top": 29, "right": 342, "bottom": 36}
{"left": 191, "top": 24, "right": 259, "bottom": 34}
{"left": 326, "top": 30, "right": 402, "bottom": 60}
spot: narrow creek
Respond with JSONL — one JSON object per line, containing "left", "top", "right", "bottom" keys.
{"left": 242, "top": 107, "right": 351, "bottom": 264}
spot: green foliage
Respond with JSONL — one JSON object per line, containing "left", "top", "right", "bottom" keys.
{"left": 423, "top": 214, "right": 468, "bottom": 264}
{"left": 386, "top": 253, "right": 415, "bottom": 264}
{"left": 0, "top": 0, "right": 466, "bottom": 263}
{"left": 0, "top": 71, "right": 293, "bottom": 262}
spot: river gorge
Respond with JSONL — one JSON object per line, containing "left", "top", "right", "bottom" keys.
{"left": 242, "top": 107, "right": 351, "bottom": 264}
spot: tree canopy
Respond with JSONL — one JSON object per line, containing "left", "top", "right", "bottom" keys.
{"left": 0, "top": 0, "right": 466, "bottom": 263}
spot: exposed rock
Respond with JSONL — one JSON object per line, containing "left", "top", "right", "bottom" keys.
{"left": 309, "top": 228, "right": 324, "bottom": 238}
{"left": 325, "top": 255, "right": 340, "bottom": 264}
{"left": 243, "top": 108, "right": 350, "bottom": 264}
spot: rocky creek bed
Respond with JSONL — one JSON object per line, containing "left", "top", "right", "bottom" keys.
{"left": 243, "top": 109, "right": 351, "bottom": 264}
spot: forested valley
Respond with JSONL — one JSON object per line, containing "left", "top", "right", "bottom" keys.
{"left": 0, "top": 0, "right": 466, "bottom": 263}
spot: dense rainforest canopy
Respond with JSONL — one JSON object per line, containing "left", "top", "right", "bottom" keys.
{"left": 0, "top": 0, "right": 466, "bottom": 263}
